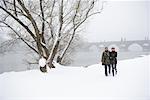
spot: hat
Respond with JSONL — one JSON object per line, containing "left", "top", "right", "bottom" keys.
{"left": 105, "top": 47, "right": 108, "bottom": 49}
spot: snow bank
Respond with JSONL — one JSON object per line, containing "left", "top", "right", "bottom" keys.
{"left": 0, "top": 55, "right": 149, "bottom": 100}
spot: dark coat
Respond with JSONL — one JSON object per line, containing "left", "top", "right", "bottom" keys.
{"left": 110, "top": 51, "right": 117, "bottom": 64}
{"left": 101, "top": 51, "right": 110, "bottom": 65}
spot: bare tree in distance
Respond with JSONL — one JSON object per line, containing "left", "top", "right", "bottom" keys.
{"left": 0, "top": 0, "right": 105, "bottom": 72}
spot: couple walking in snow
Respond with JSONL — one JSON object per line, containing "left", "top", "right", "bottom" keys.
{"left": 101, "top": 47, "right": 117, "bottom": 76}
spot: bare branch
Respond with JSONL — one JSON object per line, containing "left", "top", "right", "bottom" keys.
{"left": 16, "top": 0, "right": 40, "bottom": 35}
{"left": 0, "top": 21, "right": 39, "bottom": 54}
{"left": 13, "top": 0, "right": 17, "bottom": 17}
{"left": 40, "top": 0, "right": 45, "bottom": 35}
{"left": 2, "top": 0, "right": 7, "bottom": 9}
{"left": 0, "top": 5, "right": 36, "bottom": 40}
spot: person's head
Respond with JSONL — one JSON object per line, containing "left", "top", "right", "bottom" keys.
{"left": 105, "top": 47, "right": 108, "bottom": 51}
{"left": 111, "top": 47, "right": 115, "bottom": 51}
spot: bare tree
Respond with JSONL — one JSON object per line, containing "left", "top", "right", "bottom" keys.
{"left": 0, "top": 0, "right": 104, "bottom": 72}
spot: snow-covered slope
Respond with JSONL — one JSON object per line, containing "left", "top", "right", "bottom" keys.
{"left": 0, "top": 55, "right": 149, "bottom": 100}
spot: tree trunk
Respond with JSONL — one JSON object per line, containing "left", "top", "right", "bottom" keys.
{"left": 47, "top": 40, "right": 60, "bottom": 68}
{"left": 48, "top": 0, "right": 63, "bottom": 67}
{"left": 58, "top": 33, "right": 75, "bottom": 64}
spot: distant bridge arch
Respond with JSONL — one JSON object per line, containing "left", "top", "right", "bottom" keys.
{"left": 128, "top": 43, "right": 143, "bottom": 52}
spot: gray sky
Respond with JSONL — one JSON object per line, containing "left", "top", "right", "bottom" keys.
{"left": 83, "top": 0, "right": 150, "bottom": 42}
{"left": 0, "top": 0, "right": 149, "bottom": 43}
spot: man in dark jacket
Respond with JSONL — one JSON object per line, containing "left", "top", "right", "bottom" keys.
{"left": 101, "top": 47, "right": 111, "bottom": 76}
{"left": 110, "top": 47, "right": 117, "bottom": 76}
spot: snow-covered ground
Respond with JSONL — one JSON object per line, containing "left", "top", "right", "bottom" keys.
{"left": 0, "top": 55, "right": 149, "bottom": 100}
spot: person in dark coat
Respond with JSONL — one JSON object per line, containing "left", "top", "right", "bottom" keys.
{"left": 101, "top": 47, "right": 111, "bottom": 76}
{"left": 110, "top": 47, "right": 117, "bottom": 76}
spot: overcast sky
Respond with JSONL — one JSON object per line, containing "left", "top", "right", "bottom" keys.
{"left": 0, "top": 0, "right": 149, "bottom": 43}
{"left": 83, "top": 0, "right": 150, "bottom": 42}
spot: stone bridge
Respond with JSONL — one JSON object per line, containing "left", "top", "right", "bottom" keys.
{"left": 82, "top": 40, "right": 150, "bottom": 52}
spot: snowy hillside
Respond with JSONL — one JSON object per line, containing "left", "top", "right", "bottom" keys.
{"left": 0, "top": 55, "right": 149, "bottom": 100}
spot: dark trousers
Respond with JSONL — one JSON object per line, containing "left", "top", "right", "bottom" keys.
{"left": 111, "top": 64, "right": 117, "bottom": 76}
{"left": 104, "top": 64, "right": 110, "bottom": 76}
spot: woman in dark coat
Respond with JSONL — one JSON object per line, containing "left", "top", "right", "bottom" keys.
{"left": 101, "top": 47, "right": 111, "bottom": 76}
{"left": 110, "top": 47, "right": 117, "bottom": 76}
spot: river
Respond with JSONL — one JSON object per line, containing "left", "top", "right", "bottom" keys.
{"left": 0, "top": 50, "right": 149, "bottom": 74}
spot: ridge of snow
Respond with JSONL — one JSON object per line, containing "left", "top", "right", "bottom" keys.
{"left": 0, "top": 55, "right": 149, "bottom": 100}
